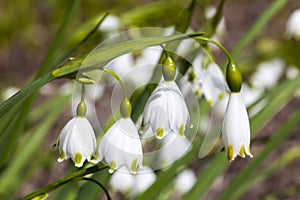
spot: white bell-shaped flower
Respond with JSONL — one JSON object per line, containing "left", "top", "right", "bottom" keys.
{"left": 97, "top": 118, "right": 143, "bottom": 174}
{"left": 222, "top": 92, "right": 253, "bottom": 161}
{"left": 180, "top": 55, "right": 228, "bottom": 106}
{"left": 143, "top": 81, "right": 190, "bottom": 139}
{"left": 57, "top": 116, "right": 97, "bottom": 167}
{"left": 285, "top": 9, "right": 300, "bottom": 40}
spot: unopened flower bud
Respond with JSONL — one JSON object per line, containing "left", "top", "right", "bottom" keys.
{"left": 226, "top": 61, "right": 242, "bottom": 92}
{"left": 162, "top": 56, "right": 176, "bottom": 81}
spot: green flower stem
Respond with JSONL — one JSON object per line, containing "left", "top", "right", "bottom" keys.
{"left": 195, "top": 36, "right": 233, "bottom": 63}
{"left": 20, "top": 163, "right": 108, "bottom": 200}
{"left": 81, "top": 83, "right": 85, "bottom": 102}
{"left": 78, "top": 177, "right": 112, "bottom": 200}
{"left": 102, "top": 68, "right": 127, "bottom": 99}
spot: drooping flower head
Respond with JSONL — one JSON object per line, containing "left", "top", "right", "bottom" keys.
{"left": 222, "top": 92, "right": 253, "bottom": 161}
{"left": 96, "top": 99, "right": 143, "bottom": 174}
{"left": 142, "top": 55, "right": 190, "bottom": 139}
{"left": 57, "top": 100, "right": 97, "bottom": 167}
{"left": 222, "top": 62, "right": 253, "bottom": 161}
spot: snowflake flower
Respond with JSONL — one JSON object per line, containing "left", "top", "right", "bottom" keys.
{"left": 57, "top": 116, "right": 97, "bottom": 167}
{"left": 222, "top": 92, "right": 253, "bottom": 161}
{"left": 143, "top": 81, "right": 190, "bottom": 139}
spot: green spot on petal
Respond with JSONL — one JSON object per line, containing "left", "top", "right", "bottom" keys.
{"left": 130, "top": 158, "right": 138, "bottom": 174}
{"left": 218, "top": 92, "right": 225, "bottom": 100}
{"left": 178, "top": 124, "right": 185, "bottom": 138}
{"left": 195, "top": 88, "right": 201, "bottom": 96}
{"left": 75, "top": 153, "right": 83, "bottom": 166}
{"left": 156, "top": 128, "right": 164, "bottom": 139}
{"left": 109, "top": 160, "right": 116, "bottom": 173}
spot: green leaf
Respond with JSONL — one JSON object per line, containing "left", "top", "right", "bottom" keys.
{"left": 0, "top": 95, "right": 69, "bottom": 198}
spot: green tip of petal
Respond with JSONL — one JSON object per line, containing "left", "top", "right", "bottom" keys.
{"left": 227, "top": 145, "right": 235, "bottom": 162}
{"left": 130, "top": 158, "right": 138, "bottom": 174}
{"left": 156, "top": 128, "right": 164, "bottom": 139}
{"left": 58, "top": 150, "right": 66, "bottom": 162}
{"left": 74, "top": 153, "right": 83, "bottom": 167}
{"left": 109, "top": 160, "right": 117, "bottom": 173}
{"left": 195, "top": 88, "right": 201, "bottom": 96}
{"left": 89, "top": 153, "right": 99, "bottom": 164}
{"left": 178, "top": 124, "right": 185, "bottom": 138}
{"left": 239, "top": 145, "right": 246, "bottom": 158}
{"left": 208, "top": 99, "right": 213, "bottom": 106}
{"left": 248, "top": 146, "right": 254, "bottom": 158}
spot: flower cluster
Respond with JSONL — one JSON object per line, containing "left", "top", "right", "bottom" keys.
{"left": 56, "top": 50, "right": 253, "bottom": 174}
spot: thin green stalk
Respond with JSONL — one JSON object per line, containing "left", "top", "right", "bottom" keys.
{"left": 102, "top": 68, "right": 127, "bottom": 99}
{"left": 195, "top": 36, "right": 232, "bottom": 61}
{"left": 20, "top": 164, "right": 108, "bottom": 200}
{"left": 219, "top": 106, "right": 300, "bottom": 200}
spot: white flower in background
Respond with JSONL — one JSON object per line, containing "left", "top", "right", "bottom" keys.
{"left": 222, "top": 93, "right": 253, "bottom": 161}
{"left": 174, "top": 169, "right": 196, "bottom": 194}
{"left": 98, "top": 15, "right": 120, "bottom": 33}
{"left": 109, "top": 166, "right": 156, "bottom": 195}
{"left": 96, "top": 118, "right": 143, "bottom": 174}
{"left": 251, "top": 58, "right": 284, "bottom": 89}
{"left": 131, "top": 167, "right": 156, "bottom": 195}
{"left": 286, "top": 66, "right": 299, "bottom": 80}
{"left": 180, "top": 55, "right": 228, "bottom": 106}
{"left": 160, "top": 133, "right": 191, "bottom": 166}
{"left": 57, "top": 117, "right": 97, "bottom": 167}
{"left": 241, "top": 84, "right": 263, "bottom": 107}
{"left": 143, "top": 81, "right": 190, "bottom": 139}
{"left": 109, "top": 166, "right": 134, "bottom": 193}
{"left": 285, "top": 9, "right": 300, "bottom": 39}
{"left": 107, "top": 53, "right": 134, "bottom": 82}
{"left": 205, "top": 6, "right": 227, "bottom": 42}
